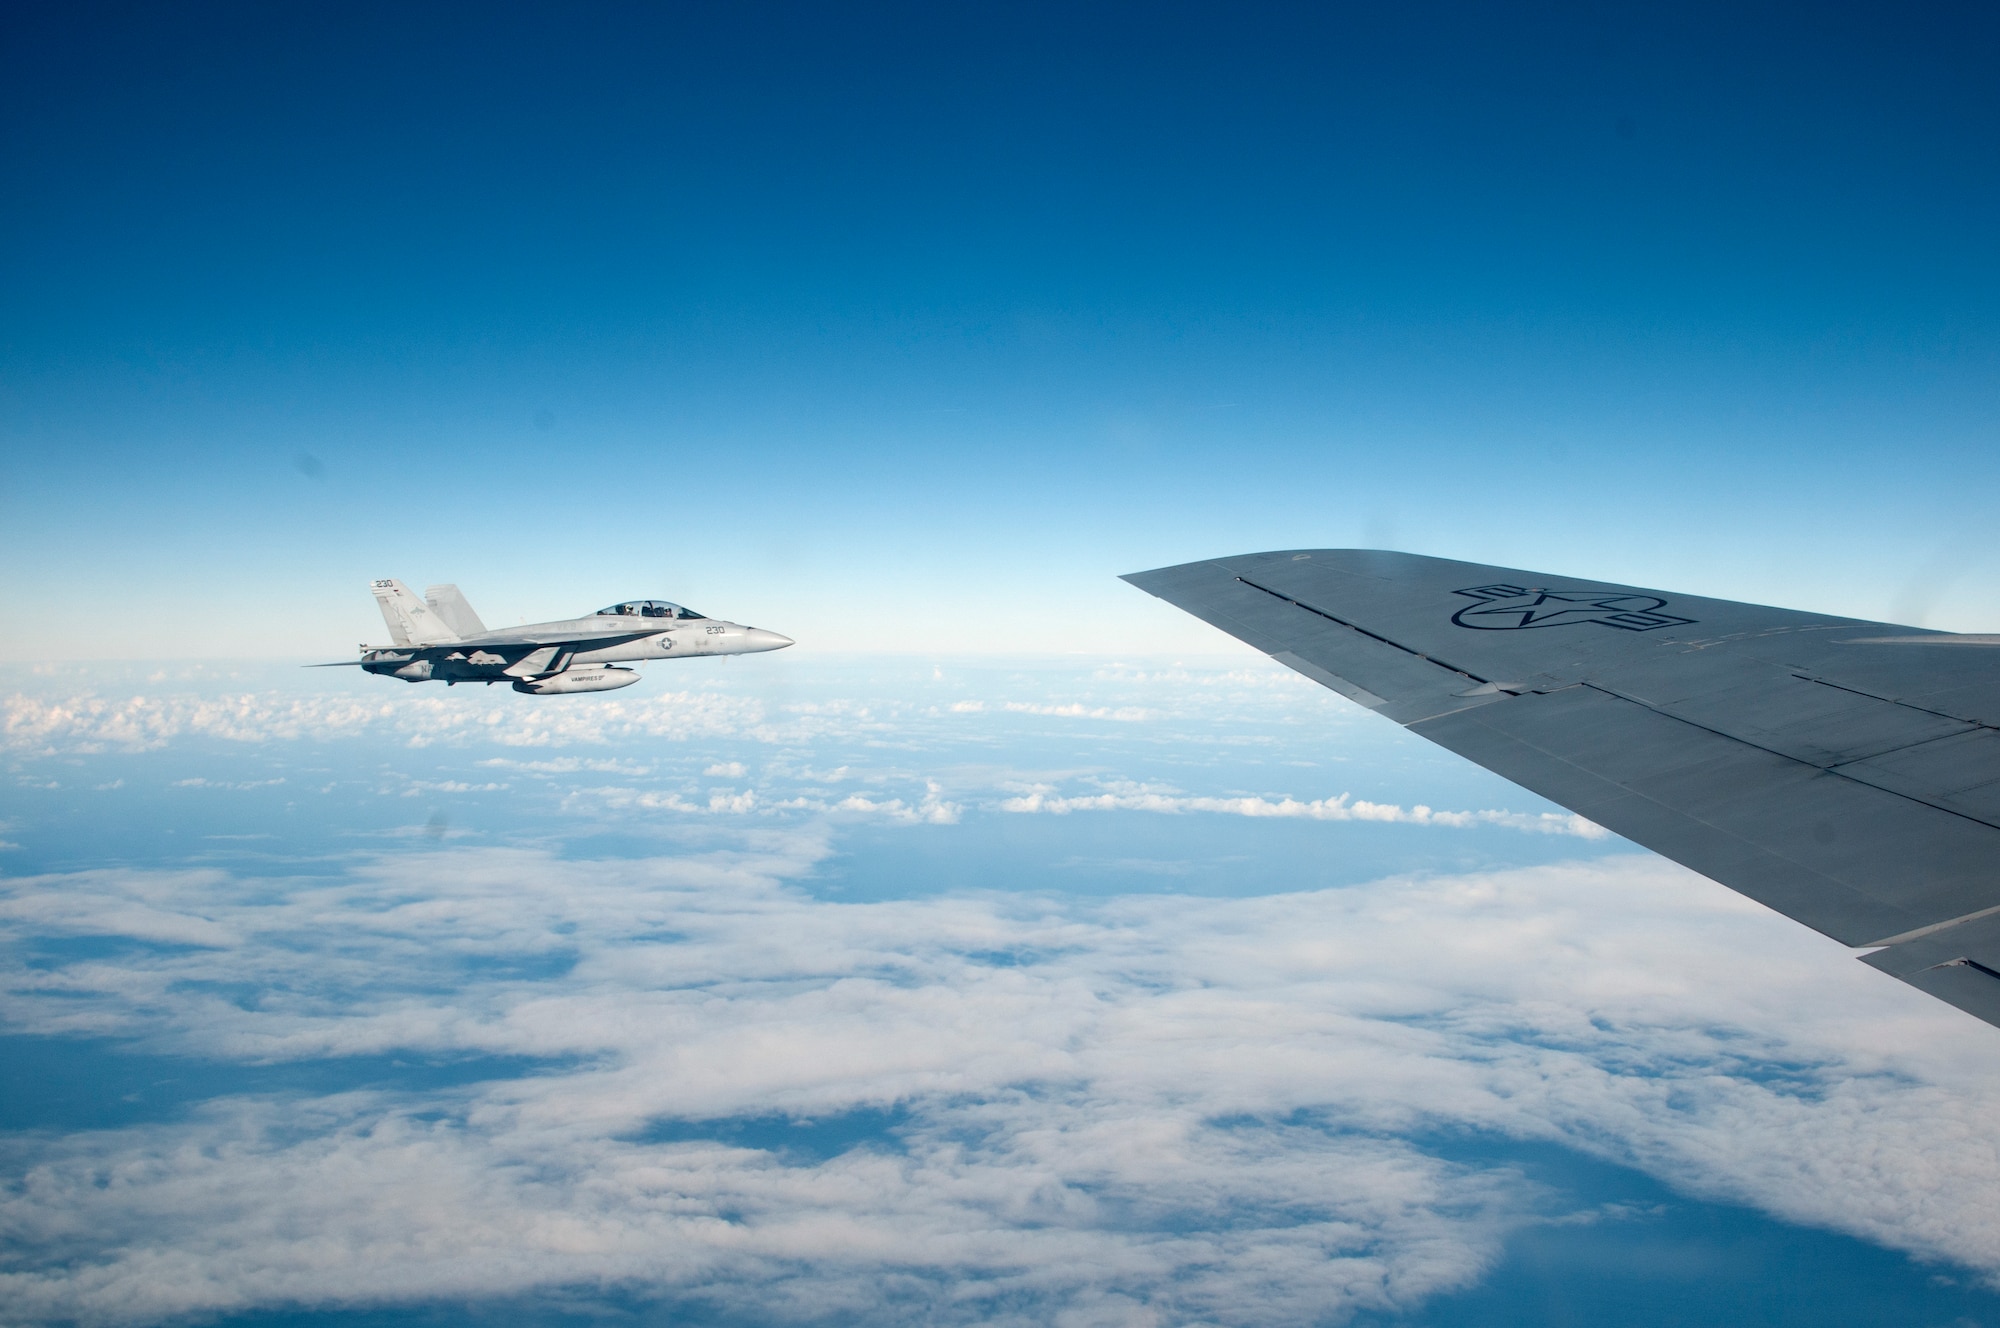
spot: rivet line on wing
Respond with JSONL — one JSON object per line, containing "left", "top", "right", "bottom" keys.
{"left": 1233, "top": 576, "right": 1490, "bottom": 685}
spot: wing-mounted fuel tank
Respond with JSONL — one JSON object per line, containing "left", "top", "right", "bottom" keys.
{"left": 511, "top": 667, "right": 641, "bottom": 695}
{"left": 361, "top": 656, "right": 433, "bottom": 682}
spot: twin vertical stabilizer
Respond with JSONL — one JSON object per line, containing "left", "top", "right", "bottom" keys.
{"left": 424, "top": 584, "right": 488, "bottom": 638}
{"left": 370, "top": 579, "right": 463, "bottom": 646}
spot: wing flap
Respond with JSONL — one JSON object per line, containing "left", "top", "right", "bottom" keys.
{"left": 1834, "top": 727, "right": 2000, "bottom": 824}
{"left": 1415, "top": 684, "right": 2000, "bottom": 945}
{"left": 1862, "top": 913, "right": 2000, "bottom": 1026}
{"left": 1647, "top": 675, "right": 1977, "bottom": 767}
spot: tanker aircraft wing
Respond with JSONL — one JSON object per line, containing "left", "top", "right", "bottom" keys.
{"left": 1124, "top": 549, "right": 2000, "bottom": 1031}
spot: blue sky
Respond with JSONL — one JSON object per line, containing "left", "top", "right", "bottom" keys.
{"left": 8, "top": 10, "right": 2000, "bottom": 1324}
{"left": 4, "top": 1, "right": 1998, "bottom": 655}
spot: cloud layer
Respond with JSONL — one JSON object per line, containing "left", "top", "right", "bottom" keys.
{"left": 1000, "top": 784, "right": 1605, "bottom": 837}
{"left": 5, "top": 663, "right": 1601, "bottom": 845}
{"left": 1, "top": 686, "right": 777, "bottom": 753}
{"left": 4, "top": 843, "right": 1998, "bottom": 1327}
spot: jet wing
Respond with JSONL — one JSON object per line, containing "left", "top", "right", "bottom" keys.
{"left": 1124, "top": 550, "right": 2000, "bottom": 1030}
{"left": 361, "top": 627, "right": 659, "bottom": 655}
{"left": 445, "top": 629, "right": 652, "bottom": 650}
{"left": 308, "top": 627, "right": 655, "bottom": 669}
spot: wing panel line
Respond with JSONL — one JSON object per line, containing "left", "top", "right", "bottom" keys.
{"left": 1586, "top": 681, "right": 2000, "bottom": 837}
{"left": 1233, "top": 575, "right": 1492, "bottom": 685}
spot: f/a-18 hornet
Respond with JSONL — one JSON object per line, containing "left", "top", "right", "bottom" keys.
{"left": 320, "top": 580, "right": 792, "bottom": 694}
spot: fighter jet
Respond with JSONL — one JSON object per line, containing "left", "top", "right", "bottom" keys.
{"left": 1127, "top": 549, "right": 2000, "bottom": 1032}
{"left": 320, "top": 580, "right": 792, "bottom": 694}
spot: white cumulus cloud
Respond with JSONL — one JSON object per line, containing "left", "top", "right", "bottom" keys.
{"left": 1001, "top": 786, "right": 1604, "bottom": 838}
{"left": 1, "top": 846, "right": 1998, "bottom": 1327}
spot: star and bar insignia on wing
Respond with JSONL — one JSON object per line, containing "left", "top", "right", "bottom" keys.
{"left": 1450, "top": 584, "right": 1696, "bottom": 632}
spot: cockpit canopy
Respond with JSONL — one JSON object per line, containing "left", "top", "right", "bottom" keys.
{"left": 595, "top": 599, "right": 705, "bottom": 621}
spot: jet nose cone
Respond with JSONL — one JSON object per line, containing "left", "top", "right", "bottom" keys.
{"left": 744, "top": 628, "right": 794, "bottom": 652}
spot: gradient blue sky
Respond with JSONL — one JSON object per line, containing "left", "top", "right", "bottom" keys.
{"left": 4, "top": 1, "right": 1998, "bottom": 655}
{"left": 10, "top": 12, "right": 2000, "bottom": 1323}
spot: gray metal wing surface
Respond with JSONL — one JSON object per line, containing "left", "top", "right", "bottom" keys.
{"left": 1123, "top": 550, "right": 2000, "bottom": 1029}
